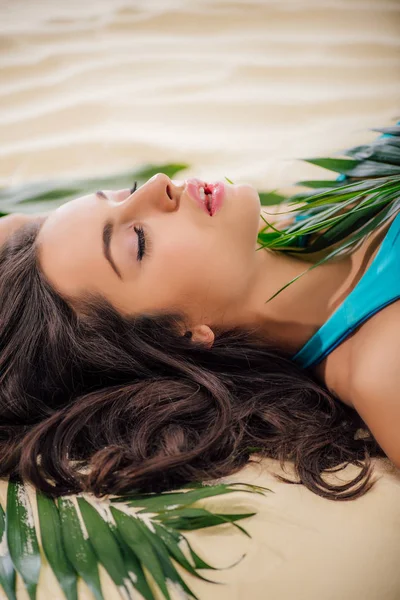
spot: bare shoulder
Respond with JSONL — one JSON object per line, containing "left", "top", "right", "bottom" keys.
{"left": 348, "top": 302, "right": 400, "bottom": 470}
{"left": 350, "top": 301, "right": 400, "bottom": 391}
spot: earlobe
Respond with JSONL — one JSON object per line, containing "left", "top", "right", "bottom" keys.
{"left": 189, "top": 324, "right": 215, "bottom": 348}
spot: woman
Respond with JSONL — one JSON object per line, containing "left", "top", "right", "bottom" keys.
{"left": 0, "top": 173, "right": 395, "bottom": 500}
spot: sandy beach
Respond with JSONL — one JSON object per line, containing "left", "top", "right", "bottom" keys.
{"left": 0, "top": 0, "right": 399, "bottom": 194}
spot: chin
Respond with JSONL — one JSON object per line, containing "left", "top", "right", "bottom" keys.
{"left": 230, "top": 182, "right": 262, "bottom": 241}
{"left": 240, "top": 182, "right": 261, "bottom": 205}
{"left": 236, "top": 182, "right": 261, "bottom": 216}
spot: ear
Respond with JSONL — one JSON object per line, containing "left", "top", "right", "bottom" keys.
{"left": 189, "top": 324, "right": 215, "bottom": 348}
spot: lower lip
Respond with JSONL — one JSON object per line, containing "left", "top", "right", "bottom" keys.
{"left": 186, "top": 179, "right": 226, "bottom": 216}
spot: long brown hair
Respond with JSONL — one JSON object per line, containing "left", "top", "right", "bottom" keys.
{"left": 0, "top": 219, "right": 385, "bottom": 499}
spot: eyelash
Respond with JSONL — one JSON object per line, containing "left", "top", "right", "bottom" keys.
{"left": 130, "top": 181, "right": 152, "bottom": 262}
{"left": 134, "top": 225, "right": 152, "bottom": 261}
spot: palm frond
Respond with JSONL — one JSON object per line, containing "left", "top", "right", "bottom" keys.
{"left": 6, "top": 478, "right": 41, "bottom": 600}
{"left": 0, "top": 477, "right": 270, "bottom": 600}
{"left": 256, "top": 121, "right": 400, "bottom": 303}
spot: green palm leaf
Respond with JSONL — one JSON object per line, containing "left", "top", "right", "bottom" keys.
{"left": 36, "top": 492, "right": 78, "bottom": 600}
{"left": 0, "top": 503, "right": 16, "bottom": 600}
{"left": 256, "top": 122, "right": 400, "bottom": 302}
{"left": 57, "top": 497, "right": 104, "bottom": 600}
{"left": 303, "top": 157, "right": 361, "bottom": 174}
{"left": 374, "top": 136, "right": 400, "bottom": 147}
{"left": 371, "top": 126, "right": 400, "bottom": 136}
{"left": 0, "top": 478, "right": 266, "bottom": 600}
{"left": 110, "top": 505, "right": 184, "bottom": 600}
{"left": 107, "top": 523, "right": 156, "bottom": 600}
{"left": 0, "top": 163, "right": 189, "bottom": 215}
{"left": 124, "top": 514, "right": 200, "bottom": 600}
{"left": 305, "top": 157, "right": 400, "bottom": 177}
{"left": 6, "top": 479, "right": 41, "bottom": 600}
{"left": 295, "top": 179, "right": 344, "bottom": 189}
{"left": 344, "top": 143, "right": 400, "bottom": 166}
{"left": 76, "top": 497, "right": 135, "bottom": 599}
{"left": 155, "top": 506, "right": 256, "bottom": 537}
{"left": 112, "top": 481, "right": 269, "bottom": 511}
{"left": 150, "top": 523, "right": 221, "bottom": 584}
{"left": 258, "top": 190, "right": 287, "bottom": 205}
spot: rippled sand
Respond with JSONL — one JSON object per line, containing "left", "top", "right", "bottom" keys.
{"left": 0, "top": 0, "right": 399, "bottom": 192}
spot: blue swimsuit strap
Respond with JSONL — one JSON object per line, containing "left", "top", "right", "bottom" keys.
{"left": 291, "top": 210, "right": 400, "bottom": 369}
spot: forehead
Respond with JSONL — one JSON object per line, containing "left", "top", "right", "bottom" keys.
{"left": 36, "top": 193, "right": 110, "bottom": 296}
{"left": 37, "top": 193, "right": 98, "bottom": 252}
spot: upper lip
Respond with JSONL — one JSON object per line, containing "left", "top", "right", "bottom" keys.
{"left": 185, "top": 178, "right": 206, "bottom": 192}
{"left": 184, "top": 178, "right": 213, "bottom": 215}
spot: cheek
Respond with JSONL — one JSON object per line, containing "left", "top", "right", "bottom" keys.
{"left": 151, "top": 235, "right": 211, "bottom": 297}
{"left": 161, "top": 238, "right": 206, "bottom": 284}
{"left": 162, "top": 236, "right": 252, "bottom": 305}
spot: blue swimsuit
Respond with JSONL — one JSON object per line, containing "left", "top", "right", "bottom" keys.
{"left": 291, "top": 210, "right": 400, "bottom": 369}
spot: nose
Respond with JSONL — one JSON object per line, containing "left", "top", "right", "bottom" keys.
{"left": 143, "top": 173, "right": 182, "bottom": 208}
{"left": 117, "top": 173, "right": 182, "bottom": 220}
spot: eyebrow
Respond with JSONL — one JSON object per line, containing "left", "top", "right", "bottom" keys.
{"left": 96, "top": 191, "right": 123, "bottom": 280}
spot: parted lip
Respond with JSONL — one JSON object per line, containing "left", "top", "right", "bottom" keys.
{"left": 185, "top": 178, "right": 211, "bottom": 215}
{"left": 185, "top": 178, "right": 225, "bottom": 216}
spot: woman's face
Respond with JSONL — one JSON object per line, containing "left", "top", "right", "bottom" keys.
{"left": 36, "top": 173, "right": 262, "bottom": 331}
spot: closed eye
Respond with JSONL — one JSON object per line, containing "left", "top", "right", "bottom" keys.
{"left": 96, "top": 188, "right": 152, "bottom": 265}
{"left": 133, "top": 225, "right": 152, "bottom": 262}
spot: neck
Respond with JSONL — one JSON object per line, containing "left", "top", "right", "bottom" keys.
{"left": 233, "top": 246, "right": 353, "bottom": 354}
{"left": 220, "top": 212, "right": 393, "bottom": 356}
